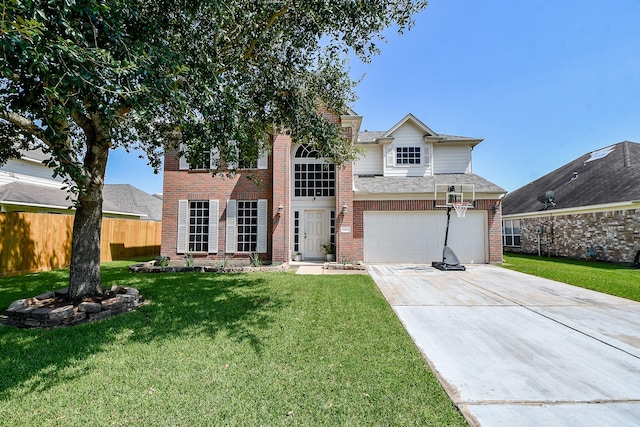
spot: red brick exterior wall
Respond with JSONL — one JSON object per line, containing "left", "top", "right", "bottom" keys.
{"left": 161, "top": 149, "right": 273, "bottom": 262}
{"left": 352, "top": 199, "right": 503, "bottom": 264}
{"left": 271, "top": 133, "right": 292, "bottom": 263}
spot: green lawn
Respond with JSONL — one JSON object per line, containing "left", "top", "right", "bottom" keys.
{"left": 502, "top": 253, "right": 640, "bottom": 302}
{"left": 0, "top": 262, "right": 465, "bottom": 426}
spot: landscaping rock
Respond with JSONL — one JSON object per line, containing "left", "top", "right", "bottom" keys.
{"left": 1, "top": 286, "right": 144, "bottom": 329}
{"left": 32, "top": 307, "right": 54, "bottom": 320}
{"left": 78, "top": 302, "right": 102, "bottom": 313}
{"left": 101, "top": 297, "right": 123, "bottom": 311}
{"left": 35, "top": 291, "right": 55, "bottom": 300}
{"left": 54, "top": 288, "right": 69, "bottom": 298}
{"left": 88, "top": 310, "right": 112, "bottom": 322}
{"left": 49, "top": 306, "right": 75, "bottom": 322}
{"left": 7, "top": 299, "right": 27, "bottom": 311}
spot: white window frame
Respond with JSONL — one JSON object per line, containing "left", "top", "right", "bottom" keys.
{"left": 225, "top": 199, "right": 267, "bottom": 253}
{"left": 396, "top": 146, "right": 422, "bottom": 166}
{"left": 227, "top": 141, "right": 269, "bottom": 171}
{"left": 386, "top": 144, "right": 431, "bottom": 169}
{"left": 503, "top": 219, "right": 521, "bottom": 247}
{"left": 179, "top": 144, "right": 219, "bottom": 171}
{"left": 177, "top": 199, "right": 219, "bottom": 253}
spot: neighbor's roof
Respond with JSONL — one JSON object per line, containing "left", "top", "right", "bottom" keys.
{"left": 502, "top": 141, "right": 640, "bottom": 215}
{"left": 19, "top": 147, "right": 51, "bottom": 163}
{"left": 103, "top": 184, "right": 163, "bottom": 221}
{"left": 0, "top": 181, "right": 144, "bottom": 216}
{"left": 354, "top": 174, "right": 505, "bottom": 195}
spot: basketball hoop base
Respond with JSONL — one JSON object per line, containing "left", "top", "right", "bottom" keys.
{"left": 432, "top": 261, "right": 466, "bottom": 271}
{"left": 432, "top": 246, "right": 466, "bottom": 271}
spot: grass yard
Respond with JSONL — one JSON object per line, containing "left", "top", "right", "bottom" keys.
{"left": 0, "top": 262, "right": 465, "bottom": 426}
{"left": 502, "top": 253, "right": 640, "bottom": 302}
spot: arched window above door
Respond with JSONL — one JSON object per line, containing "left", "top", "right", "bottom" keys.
{"left": 292, "top": 145, "right": 335, "bottom": 198}
{"left": 294, "top": 145, "right": 320, "bottom": 159}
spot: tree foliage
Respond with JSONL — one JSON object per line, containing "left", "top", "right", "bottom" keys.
{"left": 0, "top": 0, "right": 427, "bottom": 299}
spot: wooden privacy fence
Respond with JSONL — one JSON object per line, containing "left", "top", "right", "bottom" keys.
{"left": 0, "top": 212, "right": 161, "bottom": 276}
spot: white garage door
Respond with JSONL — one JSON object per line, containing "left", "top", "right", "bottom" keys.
{"left": 364, "top": 211, "right": 486, "bottom": 264}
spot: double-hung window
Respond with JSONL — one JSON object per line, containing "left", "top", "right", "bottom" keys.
{"left": 236, "top": 201, "right": 258, "bottom": 252}
{"left": 177, "top": 200, "right": 219, "bottom": 253}
{"left": 179, "top": 145, "right": 219, "bottom": 171}
{"left": 503, "top": 219, "right": 521, "bottom": 246}
{"left": 226, "top": 199, "right": 267, "bottom": 253}
{"left": 188, "top": 201, "right": 209, "bottom": 252}
{"left": 227, "top": 141, "right": 269, "bottom": 170}
{"left": 396, "top": 146, "right": 421, "bottom": 165}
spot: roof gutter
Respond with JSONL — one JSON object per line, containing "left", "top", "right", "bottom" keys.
{"left": 503, "top": 200, "right": 640, "bottom": 219}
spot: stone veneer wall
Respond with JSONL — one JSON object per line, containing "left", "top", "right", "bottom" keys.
{"left": 505, "top": 208, "right": 640, "bottom": 264}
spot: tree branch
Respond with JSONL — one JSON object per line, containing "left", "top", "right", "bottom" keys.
{"left": 243, "top": 4, "right": 290, "bottom": 61}
{"left": 0, "top": 110, "right": 51, "bottom": 146}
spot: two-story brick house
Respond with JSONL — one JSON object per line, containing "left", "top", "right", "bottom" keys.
{"left": 161, "top": 112, "right": 506, "bottom": 264}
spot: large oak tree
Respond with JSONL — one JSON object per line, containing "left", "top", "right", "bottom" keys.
{"left": 0, "top": 0, "right": 427, "bottom": 301}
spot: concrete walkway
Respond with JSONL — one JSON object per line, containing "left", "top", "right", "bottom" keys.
{"left": 367, "top": 264, "right": 640, "bottom": 427}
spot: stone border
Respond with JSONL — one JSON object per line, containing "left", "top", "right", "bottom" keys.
{"left": 129, "top": 261, "right": 290, "bottom": 273}
{"left": 323, "top": 262, "right": 367, "bottom": 271}
{"left": 1, "top": 286, "right": 144, "bottom": 329}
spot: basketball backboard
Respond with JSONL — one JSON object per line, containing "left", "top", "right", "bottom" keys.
{"left": 434, "top": 183, "right": 475, "bottom": 208}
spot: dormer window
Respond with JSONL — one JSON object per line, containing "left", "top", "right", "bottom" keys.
{"left": 396, "top": 146, "right": 421, "bottom": 165}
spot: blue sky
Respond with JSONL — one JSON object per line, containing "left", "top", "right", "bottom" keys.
{"left": 105, "top": 0, "right": 640, "bottom": 195}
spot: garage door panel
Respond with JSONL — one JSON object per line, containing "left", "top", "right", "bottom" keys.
{"left": 364, "top": 211, "right": 485, "bottom": 264}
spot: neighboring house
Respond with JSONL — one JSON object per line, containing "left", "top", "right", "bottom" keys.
{"left": 103, "top": 184, "right": 163, "bottom": 221}
{"left": 161, "top": 112, "right": 506, "bottom": 264}
{"left": 502, "top": 141, "right": 640, "bottom": 264}
{"left": 0, "top": 148, "right": 155, "bottom": 219}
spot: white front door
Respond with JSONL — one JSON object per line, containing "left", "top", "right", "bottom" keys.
{"left": 304, "top": 210, "right": 326, "bottom": 259}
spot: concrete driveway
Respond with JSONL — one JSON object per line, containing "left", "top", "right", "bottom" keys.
{"left": 367, "top": 264, "right": 640, "bottom": 427}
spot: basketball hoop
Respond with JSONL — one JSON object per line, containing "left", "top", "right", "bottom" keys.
{"left": 452, "top": 202, "right": 471, "bottom": 218}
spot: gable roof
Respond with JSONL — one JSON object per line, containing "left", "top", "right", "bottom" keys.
{"left": 103, "top": 184, "right": 163, "bottom": 221}
{"left": 502, "top": 141, "right": 640, "bottom": 215}
{"left": 356, "top": 113, "right": 483, "bottom": 146}
{"left": 384, "top": 113, "right": 437, "bottom": 137}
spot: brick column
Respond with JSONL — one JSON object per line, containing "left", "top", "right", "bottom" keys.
{"left": 271, "top": 133, "right": 292, "bottom": 263}
{"left": 487, "top": 201, "right": 504, "bottom": 264}
{"left": 336, "top": 162, "right": 355, "bottom": 262}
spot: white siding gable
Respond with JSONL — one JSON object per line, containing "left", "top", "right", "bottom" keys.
{"left": 383, "top": 123, "right": 432, "bottom": 177}
{"left": 353, "top": 145, "right": 383, "bottom": 175}
{"left": 433, "top": 145, "right": 472, "bottom": 174}
{"left": 0, "top": 158, "right": 64, "bottom": 188}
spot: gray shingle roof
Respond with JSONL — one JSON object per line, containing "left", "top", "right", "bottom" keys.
{"left": 354, "top": 174, "right": 506, "bottom": 195}
{"left": 357, "top": 131, "right": 387, "bottom": 143}
{"left": 502, "top": 141, "right": 640, "bottom": 215}
{"left": 0, "top": 182, "right": 144, "bottom": 216}
{"left": 356, "top": 131, "right": 480, "bottom": 144}
{"left": 103, "top": 184, "right": 163, "bottom": 221}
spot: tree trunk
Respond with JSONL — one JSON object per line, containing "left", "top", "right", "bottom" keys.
{"left": 68, "top": 127, "right": 111, "bottom": 302}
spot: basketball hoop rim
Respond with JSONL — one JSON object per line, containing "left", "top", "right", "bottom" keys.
{"left": 451, "top": 202, "right": 472, "bottom": 218}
